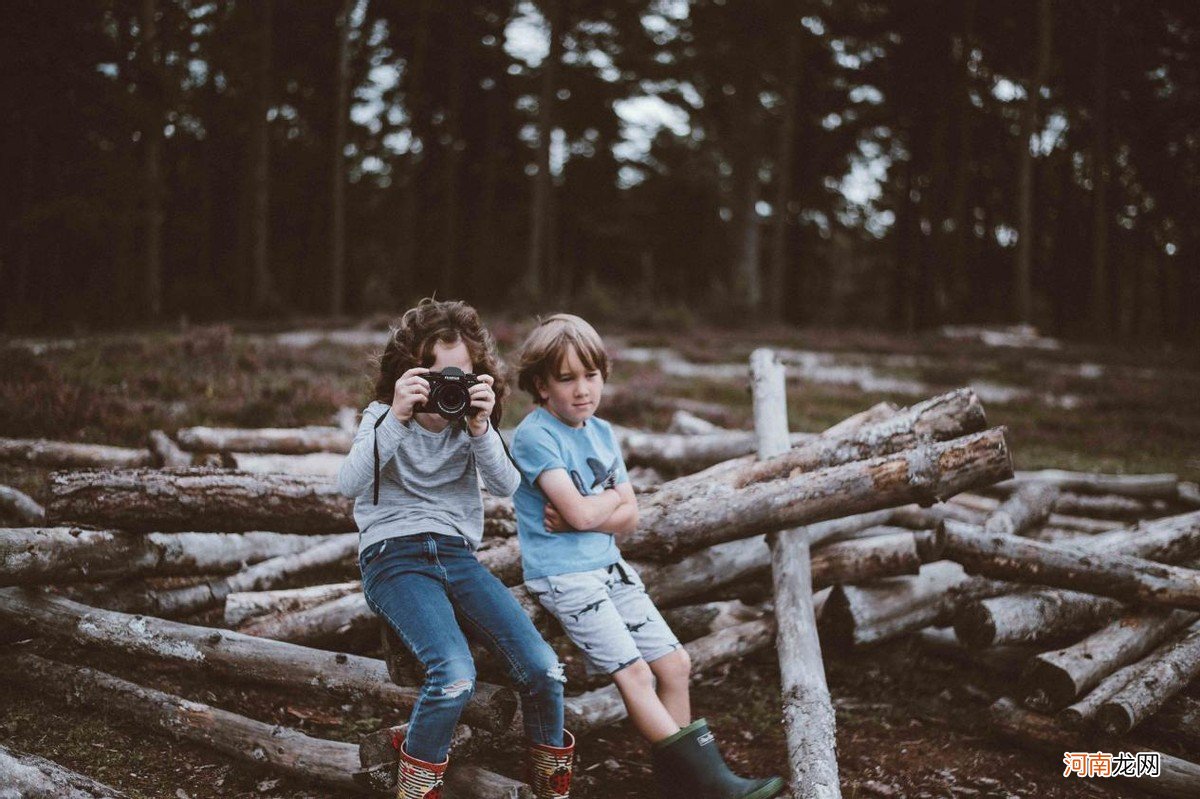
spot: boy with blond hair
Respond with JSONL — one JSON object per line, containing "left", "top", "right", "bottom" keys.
{"left": 511, "top": 313, "right": 784, "bottom": 799}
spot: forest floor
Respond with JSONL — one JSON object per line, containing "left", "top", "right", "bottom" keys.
{"left": 2, "top": 318, "right": 1198, "bottom": 798}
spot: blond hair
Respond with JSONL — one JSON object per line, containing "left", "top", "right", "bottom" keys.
{"left": 516, "top": 313, "right": 610, "bottom": 404}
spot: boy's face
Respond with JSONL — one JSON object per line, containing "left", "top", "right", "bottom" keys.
{"left": 537, "top": 344, "right": 603, "bottom": 428}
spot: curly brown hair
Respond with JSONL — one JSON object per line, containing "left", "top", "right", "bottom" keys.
{"left": 373, "top": 298, "right": 509, "bottom": 426}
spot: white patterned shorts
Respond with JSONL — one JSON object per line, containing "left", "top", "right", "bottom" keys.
{"left": 524, "top": 557, "right": 682, "bottom": 676}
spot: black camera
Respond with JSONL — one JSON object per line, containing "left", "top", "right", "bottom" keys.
{"left": 418, "top": 366, "right": 482, "bottom": 421}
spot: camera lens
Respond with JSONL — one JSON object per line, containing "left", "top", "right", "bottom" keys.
{"left": 436, "top": 384, "right": 469, "bottom": 415}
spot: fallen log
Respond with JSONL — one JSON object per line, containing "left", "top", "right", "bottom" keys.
{"left": 87, "top": 534, "right": 359, "bottom": 617}
{"left": 914, "top": 628, "right": 1036, "bottom": 676}
{"left": 147, "top": 430, "right": 191, "bottom": 468}
{"left": 996, "top": 469, "right": 1179, "bottom": 499}
{"left": 659, "top": 600, "right": 765, "bottom": 642}
{"left": 1181, "top": 482, "right": 1200, "bottom": 508}
{"left": 240, "top": 591, "right": 379, "bottom": 649}
{"left": 174, "top": 425, "right": 353, "bottom": 454}
{"left": 0, "top": 437, "right": 151, "bottom": 469}
{"left": 954, "top": 511, "right": 1200, "bottom": 647}
{"left": 818, "top": 401, "right": 900, "bottom": 439}
{"left": 943, "top": 520, "right": 1200, "bottom": 611}
{"left": 818, "top": 561, "right": 1010, "bottom": 649}
{"left": 990, "top": 697, "right": 1200, "bottom": 799}
{"left": 736, "top": 387, "right": 986, "bottom": 488}
{"left": 229, "top": 451, "right": 347, "bottom": 477}
{"left": 0, "top": 653, "right": 525, "bottom": 798}
{"left": 667, "top": 409, "right": 724, "bottom": 435}
{"left": 948, "top": 493, "right": 1124, "bottom": 534}
{"left": 0, "top": 484, "right": 45, "bottom": 526}
{"left": 0, "top": 588, "right": 517, "bottom": 734}
{"left": 48, "top": 469, "right": 355, "bottom": 534}
{"left": 565, "top": 617, "right": 777, "bottom": 734}
{"left": 0, "top": 744, "right": 126, "bottom": 798}
{"left": 809, "top": 529, "right": 941, "bottom": 590}
{"left": 1054, "top": 492, "right": 1169, "bottom": 521}
{"left": 1021, "top": 606, "right": 1199, "bottom": 712}
{"left": 0, "top": 528, "right": 341, "bottom": 586}
{"left": 226, "top": 581, "right": 361, "bottom": 627}
{"left": 1096, "top": 621, "right": 1200, "bottom": 735}
{"left": 623, "top": 427, "right": 1014, "bottom": 560}
{"left": 983, "top": 482, "right": 1059, "bottom": 536}
{"left": 610, "top": 426, "right": 815, "bottom": 476}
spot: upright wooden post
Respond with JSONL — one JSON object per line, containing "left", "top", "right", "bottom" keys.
{"left": 753, "top": 348, "right": 841, "bottom": 798}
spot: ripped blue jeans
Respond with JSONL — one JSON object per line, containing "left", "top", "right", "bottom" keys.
{"left": 360, "top": 533, "right": 565, "bottom": 762}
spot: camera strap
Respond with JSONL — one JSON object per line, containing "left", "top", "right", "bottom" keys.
{"left": 372, "top": 410, "right": 519, "bottom": 506}
{"left": 371, "top": 410, "right": 389, "bottom": 505}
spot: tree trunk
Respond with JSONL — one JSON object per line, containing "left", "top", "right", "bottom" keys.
{"left": 0, "top": 528, "right": 341, "bottom": 586}
{"left": 765, "top": 17, "right": 800, "bottom": 322}
{"left": 229, "top": 451, "right": 348, "bottom": 477}
{"left": 1021, "top": 606, "right": 1198, "bottom": 712}
{"left": 0, "top": 653, "right": 525, "bottom": 798}
{"left": 0, "top": 744, "right": 125, "bottom": 799}
{"left": 86, "top": 533, "right": 358, "bottom": 617}
{"left": 729, "top": 126, "right": 762, "bottom": 312}
{"left": 329, "top": 0, "right": 352, "bottom": 315}
{"left": 47, "top": 469, "right": 354, "bottom": 534}
{"left": 952, "top": 510, "right": 1200, "bottom": 646}
{"left": 1090, "top": 1, "right": 1111, "bottom": 337}
{"left": 395, "top": 0, "right": 431, "bottom": 295}
{"left": 667, "top": 409, "right": 723, "bottom": 436}
{"left": 983, "top": 482, "right": 1059, "bottom": 536}
{"left": 140, "top": 0, "right": 163, "bottom": 320}
{"left": 175, "top": 425, "right": 352, "bottom": 454}
{"left": 240, "top": 590, "right": 378, "bottom": 648}
{"left": 0, "top": 589, "right": 517, "bottom": 734}
{"left": 1014, "top": 0, "right": 1052, "bottom": 322}
{"left": 226, "top": 581, "right": 361, "bottom": 627}
{"left": 440, "top": 13, "right": 465, "bottom": 298}
{"left": 612, "top": 426, "right": 814, "bottom": 476}
{"left": 524, "top": 0, "right": 562, "bottom": 299}
{"left": 0, "top": 438, "right": 152, "bottom": 469}
{"left": 990, "top": 697, "right": 1200, "bottom": 799}
{"left": 1096, "top": 621, "right": 1200, "bottom": 735}
{"left": 943, "top": 520, "right": 1200, "bottom": 611}
{"left": 250, "top": 0, "right": 275, "bottom": 313}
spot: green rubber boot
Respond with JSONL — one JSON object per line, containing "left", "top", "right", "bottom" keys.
{"left": 651, "top": 719, "right": 786, "bottom": 799}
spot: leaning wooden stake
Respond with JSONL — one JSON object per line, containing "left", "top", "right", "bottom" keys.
{"left": 0, "top": 743, "right": 126, "bottom": 798}
{"left": 755, "top": 349, "right": 841, "bottom": 799}
{"left": 0, "top": 652, "right": 526, "bottom": 798}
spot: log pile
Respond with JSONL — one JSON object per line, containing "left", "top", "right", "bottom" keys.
{"left": 11, "top": 355, "right": 1197, "bottom": 795}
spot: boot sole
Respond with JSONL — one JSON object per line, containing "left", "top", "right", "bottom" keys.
{"left": 741, "top": 776, "right": 787, "bottom": 799}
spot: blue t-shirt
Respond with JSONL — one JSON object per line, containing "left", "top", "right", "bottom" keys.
{"left": 512, "top": 406, "right": 630, "bottom": 580}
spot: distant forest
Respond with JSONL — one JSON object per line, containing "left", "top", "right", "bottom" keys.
{"left": 2, "top": 1, "right": 1197, "bottom": 342}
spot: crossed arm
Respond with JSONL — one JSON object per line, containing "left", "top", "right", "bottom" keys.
{"left": 534, "top": 469, "right": 639, "bottom": 538}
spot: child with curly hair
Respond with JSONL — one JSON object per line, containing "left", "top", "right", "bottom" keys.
{"left": 337, "top": 298, "right": 574, "bottom": 799}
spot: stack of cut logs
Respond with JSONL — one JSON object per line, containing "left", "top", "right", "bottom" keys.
{"left": 1, "top": 356, "right": 1197, "bottom": 798}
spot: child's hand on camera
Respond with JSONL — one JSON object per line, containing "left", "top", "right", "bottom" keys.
{"left": 467, "top": 374, "right": 496, "bottom": 437}
{"left": 391, "top": 367, "right": 431, "bottom": 422}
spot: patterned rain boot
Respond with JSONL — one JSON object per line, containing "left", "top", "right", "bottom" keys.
{"left": 527, "top": 729, "right": 576, "bottom": 798}
{"left": 395, "top": 741, "right": 448, "bottom": 799}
